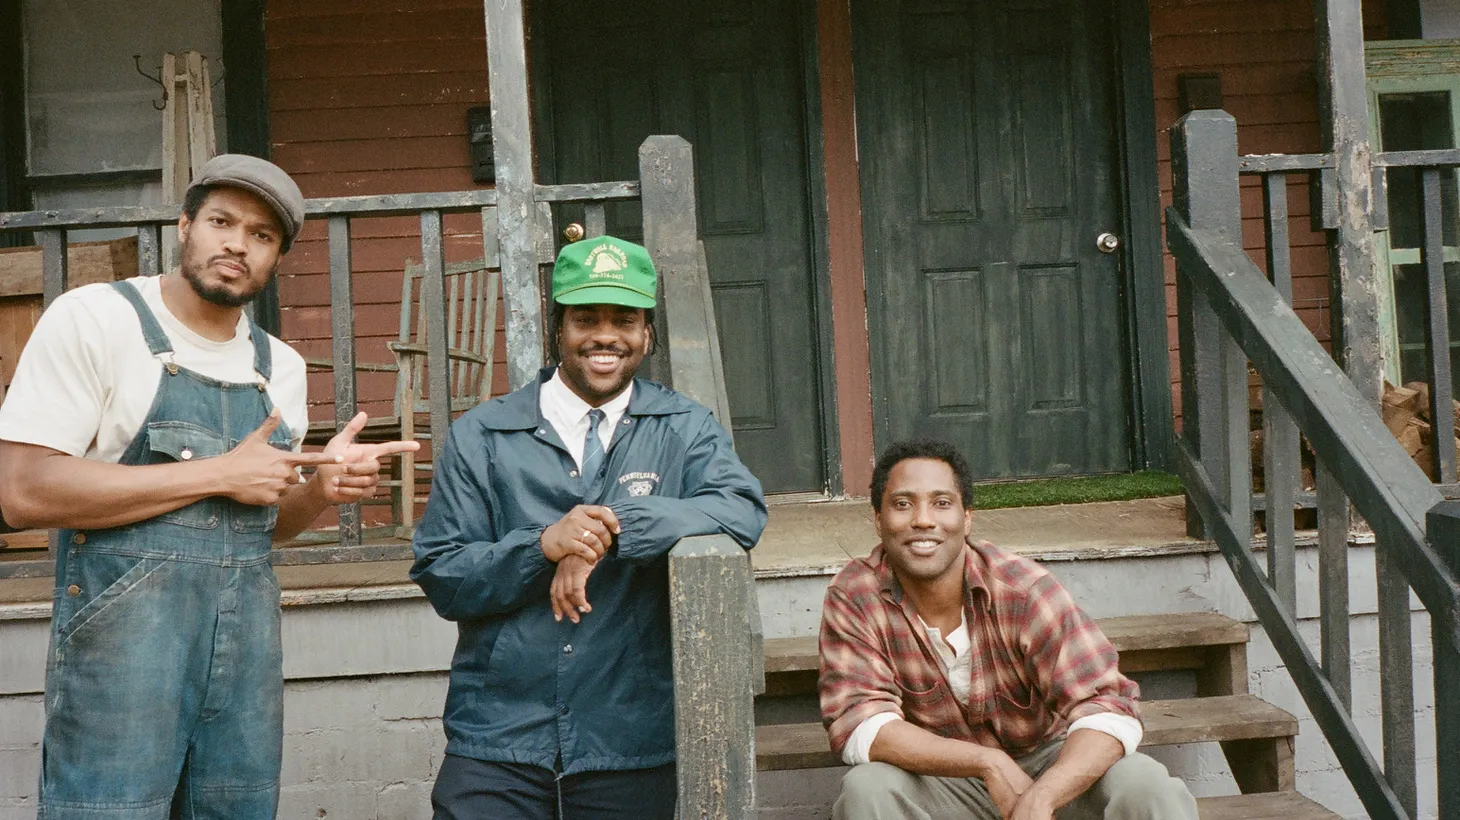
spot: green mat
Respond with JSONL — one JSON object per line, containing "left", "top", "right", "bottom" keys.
{"left": 972, "top": 471, "right": 1184, "bottom": 510}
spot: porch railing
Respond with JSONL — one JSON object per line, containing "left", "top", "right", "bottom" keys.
{"left": 0, "top": 137, "right": 717, "bottom": 569}
{"left": 0, "top": 136, "right": 760, "bottom": 819}
{"left": 1168, "top": 109, "right": 1460, "bottom": 820}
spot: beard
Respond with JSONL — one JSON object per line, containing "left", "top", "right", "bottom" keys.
{"left": 180, "top": 247, "right": 275, "bottom": 308}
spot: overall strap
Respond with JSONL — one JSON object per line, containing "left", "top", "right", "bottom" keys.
{"left": 248, "top": 318, "right": 273, "bottom": 382}
{"left": 110, "top": 280, "right": 174, "bottom": 357}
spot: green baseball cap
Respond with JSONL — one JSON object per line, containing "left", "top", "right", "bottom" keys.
{"left": 551, "top": 235, "right": 657, "bottom": 309}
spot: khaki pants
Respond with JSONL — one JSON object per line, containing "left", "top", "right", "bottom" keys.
{"left": 833, "top": 741, "right": 1199, "bottom": 820}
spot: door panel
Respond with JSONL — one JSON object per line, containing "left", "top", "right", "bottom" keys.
{"left": 854, "top": 0, "right": 1132, "bottom": 479}
{"left": 535, "top": 0, "right": 827, "bottom": 492}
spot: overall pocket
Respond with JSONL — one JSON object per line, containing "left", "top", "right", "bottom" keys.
{"left": 53, "top": 553, "right": 181, "bottom": 649}
{"left": 147, "top": 421, "right": 227, "bottom": 530}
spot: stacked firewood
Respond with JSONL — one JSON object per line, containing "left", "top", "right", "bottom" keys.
{"left": 1382, "top": 381, "right": 1456, "bottom": 481}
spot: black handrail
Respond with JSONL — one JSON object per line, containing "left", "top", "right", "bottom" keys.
{"left": 1169, "top": 109, "right": 1460, "bottom": 820}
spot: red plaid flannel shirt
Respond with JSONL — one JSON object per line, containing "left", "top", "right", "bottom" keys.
{"left": 818, "top": 539, "right": 1141, "bottom": 758}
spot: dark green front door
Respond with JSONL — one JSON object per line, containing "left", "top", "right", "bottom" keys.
{"left": 853, "top": 0, "right": 1133, "bottom": 479}
{"left": 535, "top": 0, "right": 827, "bottom": 494}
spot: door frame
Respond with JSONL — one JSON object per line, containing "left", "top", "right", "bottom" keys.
{"left": 851, "top": 0, "right": 1173, "bottom": 474}
{"left": 526, "top": 0, "right": 845, "bottom": 494}
{"left": 1116, "top": 0, "right": 1174, "bottom": 471}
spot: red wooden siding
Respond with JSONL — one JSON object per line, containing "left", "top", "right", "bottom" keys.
{"left": 1150, "top": 0, "right": 1388, "bottom": 425}
{"left": 265, "top": 0, "right": 501, "bottom": 423}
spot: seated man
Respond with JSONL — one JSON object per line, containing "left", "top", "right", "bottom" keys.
{"left": 819, "top": 439, "right": 1198, "bottom": 820}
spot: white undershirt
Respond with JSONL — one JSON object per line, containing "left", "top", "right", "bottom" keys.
{"left": 842, "top": 614, "right": 1144, "bottom": 765}
{"left": 0, "top": 276, "right": 308, "bottom": 461}
{"left": 538, "top": 368, "right": 632, "bottom": 468}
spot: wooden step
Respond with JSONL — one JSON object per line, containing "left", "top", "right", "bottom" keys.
{"left": 1196, "top": 792, "right": 1340, "bottom": 820}
{"left": 755, "top": 694, "right": 1296, "bottom": 771}
{"left": 763, "top": 611, "right": 1251, "bottom": 697}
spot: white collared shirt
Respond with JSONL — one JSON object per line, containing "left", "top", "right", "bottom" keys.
{"left": 539, "top": 368, "right": 633, "bottom": 468}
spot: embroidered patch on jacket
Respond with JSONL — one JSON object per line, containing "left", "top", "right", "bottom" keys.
{"left": 618, "top": 471, "right": 661, "bottom": 496}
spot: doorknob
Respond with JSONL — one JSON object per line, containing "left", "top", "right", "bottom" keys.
{"left": 1096, "top": 232, "right": 1120, "bottom": 253}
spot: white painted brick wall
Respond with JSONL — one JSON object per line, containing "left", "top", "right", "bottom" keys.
{"left": 0, "top": 543, "right": 1440, "bottom": 820}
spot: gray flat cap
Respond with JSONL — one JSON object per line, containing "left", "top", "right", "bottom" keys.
{"left": 188, "top": 154, "right": 305, "bottom": 252}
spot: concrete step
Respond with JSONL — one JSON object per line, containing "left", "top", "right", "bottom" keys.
{"left": 755, "top": 694, "right": 1297, "bottom": 771}
{"left": 762, "top": 611, "right": 1250, "bottom": 697}
{"left": 1196, "top": 791, "right": 1341, "bottom": 819}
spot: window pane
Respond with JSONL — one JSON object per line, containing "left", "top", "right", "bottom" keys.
{"left": 1379, "top": 91, "right": 1457, "bottom": 249}
{"left": 1393, "top": 261, "right": 1460, "bottom": 388}
{"left": 23, "top": 0, "right": 226, "bottom": 177}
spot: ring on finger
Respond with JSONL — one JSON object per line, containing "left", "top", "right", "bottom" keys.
{"left": 582, "top": 528, "right": 594, "bottom": 541}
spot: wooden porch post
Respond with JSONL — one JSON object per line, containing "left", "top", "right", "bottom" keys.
{"left": 1314, "top": 0, "right": 1380, "bottom": 402}
{"left": 1315, "top": 3, "right": 1417, "bottom": 814}
{"left": 483, "top": 0, "right": 545, "bottom": 390}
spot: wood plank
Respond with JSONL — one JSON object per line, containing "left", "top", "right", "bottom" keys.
{"left": 764, "top": 612, "right": 1248, "bottom": 676}
{"left": 0, "top": 237, "right": 138, "bottom": 298}
{"left": 755, "top": 695, "right": 1297, "bottom": 771}
{"left": 1196, "top": 792, "right": 1341, "bottom": 820}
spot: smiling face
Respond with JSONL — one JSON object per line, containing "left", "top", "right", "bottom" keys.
{"left": 875, "top": 457, "right": 973, "bottom": 588}
{"left": 177, "top": 186, "right": 284, "bottom": 308}
{"left": 556, "top": 303, "right": 651, "bottom": 406}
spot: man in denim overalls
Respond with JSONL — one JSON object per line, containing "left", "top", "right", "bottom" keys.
{"left": 0, "top": 155, "right": 418, "bottom": 819}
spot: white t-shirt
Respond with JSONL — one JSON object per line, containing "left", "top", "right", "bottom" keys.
{"left": 0, "top": 275, "right": 309, "bottom": 462}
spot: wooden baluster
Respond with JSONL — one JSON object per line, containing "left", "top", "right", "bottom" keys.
{"left": 1262, "top": 171, "right": 1299, "bottom": 617}
{"left": 328, "top": 215, "right": 362, "bottom": 546}
{"left": 420, "top": 212, "right": 451, "bottom": 461}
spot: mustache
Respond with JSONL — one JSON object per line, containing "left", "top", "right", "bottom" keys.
{"left": 577, "top": 344, "right": 627, "bottom": 355}
{"left": 208, "top": 254, "right": 250, "bottom": 274}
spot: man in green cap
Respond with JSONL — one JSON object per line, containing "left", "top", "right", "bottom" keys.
{"left": 411, "top": 235, "right": 767, "bottom": 819}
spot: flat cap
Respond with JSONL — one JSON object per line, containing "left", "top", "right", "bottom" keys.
{"left": 188, "top": 154, "right": 305, "bottom": 252}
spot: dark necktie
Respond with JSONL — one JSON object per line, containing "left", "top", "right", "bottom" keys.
{"left": 581, "top": 408, "right": 606, "bottom": 482}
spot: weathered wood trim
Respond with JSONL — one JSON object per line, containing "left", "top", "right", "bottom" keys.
{"left": 1115, "top": 0, "right": 1173, "bottom": 472}
{"left": 532, "top": 181, "right": 640, "bottom": 202}
{"left": 816, "top": 0, "right": 875, "bottom": 497}
{"left": 419, "top": 211, "right": 451, "bottom": 462}
{"left": 639, "top": 137, "right": 723, "bottom": 422}
{"left": 1426, "top": 501, "right": 1460, "bottom": 820}
{"left": 1239, "top": 154, "right": 1334, "bottom": 173}
{"left": 1421, "top": 169, "right": 1457, "bottom": 484}
{"left": 1314, "top": 0, "right": 1382, "bottom": 405}
{"left": 798, "top": 0, "right": 843, "bottom": 495}
{"left": 137, "top": 225, "right": 162, "bottom": 277}
{"left": 1261, "top": 172, "right": 1300, "bottom": 618}
{"left": 1376, "top": 148, "right": 1460, "bottom": 167}
{"left": 669, "top": 535, "right": 757, "bottom": 818}
{"left": 1315, "top": 461, "right": 1353, "bottom": 707}
{"left": 483, "top": 0, "right": 545, "bottom": 390}
{"left": 1376, "top": 542, "right": 1417, "bottom": 816}
{"left": 0, "top": 191, "right": 502, "bottom": 231}
{"left": 328, "top": 216, "right": 362, "bottom": 546}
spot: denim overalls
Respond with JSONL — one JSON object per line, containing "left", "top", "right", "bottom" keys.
{"left": 39, "top": 281, "right": 291, "bottom": 820}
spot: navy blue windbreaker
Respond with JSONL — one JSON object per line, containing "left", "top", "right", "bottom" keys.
{"left": 410, "top": 368, "right": 767, "bottom": 774}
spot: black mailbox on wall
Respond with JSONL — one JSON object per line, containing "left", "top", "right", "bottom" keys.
{"left": 468, "top": 106, "right": 494, "bottom": 184}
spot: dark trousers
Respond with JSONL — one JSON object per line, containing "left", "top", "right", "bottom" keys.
{"left": 431, "top": 755, "right": 677, "bottom": 820}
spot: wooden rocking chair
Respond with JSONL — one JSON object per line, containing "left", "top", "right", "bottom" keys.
{"left": 305, "top": 257, "right": 500, "bottom": 536}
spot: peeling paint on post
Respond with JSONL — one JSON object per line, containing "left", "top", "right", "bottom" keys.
{"left": 669, "top": 535, "right": 757, "bottom": 819}
{"left": 1314, "top": 0, "right": 1380, "bottom": 404}
{"left": 639, "top": 137, "right": 727, "bottom": 425}
{"left": 483, "top": 0, "right": 544, "bottom": 389}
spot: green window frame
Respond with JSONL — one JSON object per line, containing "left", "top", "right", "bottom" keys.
{"left": 1366, "top": 39, "right": 1460, "bottom": 387}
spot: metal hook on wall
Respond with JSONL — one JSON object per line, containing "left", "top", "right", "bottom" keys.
{"left": 133, "top": 54, "right": 167, "bottom": 110}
